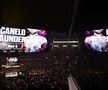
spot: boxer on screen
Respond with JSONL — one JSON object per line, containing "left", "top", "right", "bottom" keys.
{"left": 84, "top": 29, "right": 108, "bottom": 52}
{"left": 20, "top": 29, "right": 47, "bottom": 52}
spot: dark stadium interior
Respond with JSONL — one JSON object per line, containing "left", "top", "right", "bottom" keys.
{"left": 0, "top": 0, "right": 108, "bottom": 90}
{"left": 2, "top": 0, "right": 108, "bottom": 33}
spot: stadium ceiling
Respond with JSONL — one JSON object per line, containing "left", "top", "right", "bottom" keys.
{"left": 1, "top": 0, "right": 108, "bottom": 33}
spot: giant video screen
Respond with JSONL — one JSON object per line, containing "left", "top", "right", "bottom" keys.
{"left": 0, "top": 26, "right": 48, "bottom": 53}
{"left": 84, "top": 29, "right": 108, "bottom": 52}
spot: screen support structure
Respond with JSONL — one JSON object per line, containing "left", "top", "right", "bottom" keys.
{"left": 69, "top": 0, "right": 79, "bottom": 38}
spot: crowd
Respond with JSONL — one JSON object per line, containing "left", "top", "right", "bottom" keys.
{"left": 0, "top": 51, "right": 108, "bottom": 90}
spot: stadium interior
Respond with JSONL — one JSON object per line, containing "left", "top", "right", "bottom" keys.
{"left": 1, "top": 0, "right": 108, "bottom": 90}
{"left": 0, "top": 31, "right": 108, "bottom": 90}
